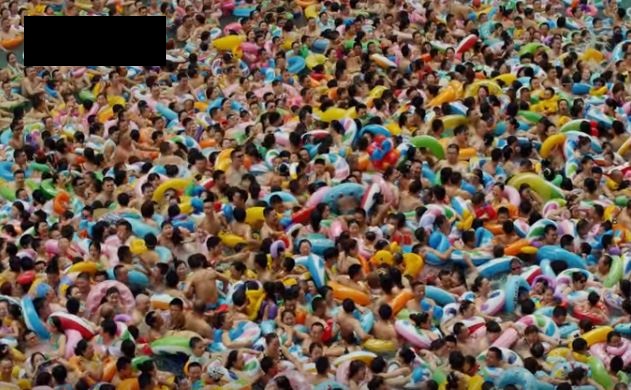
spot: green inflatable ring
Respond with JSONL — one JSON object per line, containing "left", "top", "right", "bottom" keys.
{"left": 0, "top": 184, "right": 15, "bottom": 201}
{"left": 410, "top": 135, "right": 445, "bottom": 159}
{"left": 614, "top": 195, "right": 629, "bottom": 207}
{"left": 518, "top": 110, "right": 543, "bottom": 124}
{"left": 78, "top": 90, "right": 96, "bottom": 103}
{"left": 560, "top": 119, "right": 588, "bottom": 133}
{"left": 28, "top": 162, "right": 51, "bottom": 174}
{"left": 519, "top": 42, "right": 546, "bottom": 56}
{"left": 603, "top": 256, "right": 623, "bottom": 288}
{"left": 39, "top": 179, "right": 58, "bottom": 199}
{"left": 587, "top": 356, "right": 614, "bottom": 389}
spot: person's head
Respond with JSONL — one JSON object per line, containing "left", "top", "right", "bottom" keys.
{"left": 453, "top": 322, "right": 468, "bottom": 342}
{"left": 571, "top": 337, "right": 588, "bottom": 354}
{"left": 378, "top": 304, "right": 393, "bottom": 321}
{"left": 116, "top": 357, "right": 133, "bottom": 378}
{"left": 0, "top": 357, "right": 13, "bottom": 378}
{"left": 348, "top": 360, "right": 367, "bottom": 382}
{"left": 448, "top": 350, "right": 465, "bottom": 371}
{"left": 310, "top": 322, "right": 325, "bottom": 342}
{"left": 190, "top": 336, "right": 205, "bottom": 356}
{"left": 607, "top": 331, "right": 622, "bottom": 347}
{"left": 169, "top": 297, "right": 184, "bottom": 318}
{"left": 458, "top": 300, "right": 476, "bottom": 318}
{"left": 572, "top": 271, "right": 587, "bottom": 289}
{"left": 485, "top": 347, "right": 502, "bottom": 367}
{"left": 52, "top": 364, "right": 68, "bottom": 385}
{"left": 543, "top": 224, "right": 558, "bottom": 244}
{"left": 552, "top": 306, "right": 567, "bottom": 324}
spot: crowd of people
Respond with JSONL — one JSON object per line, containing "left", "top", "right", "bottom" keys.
{"left": 1, "top": 0, "right": 631, "bottom": 389}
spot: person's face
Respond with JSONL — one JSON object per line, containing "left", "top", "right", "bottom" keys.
{"left": 282, "top": 312, "right": 295, "bottom": 326}
{"left": 33, "top": 354, "right": 45, "bottom": 368}
{"left": 0, "top": 302, "right": 7, "bottom": 318}
{"left": 609, "top": 335, "right": 622, "bottom": 347}
{"left": 192, "top": 342, "right": 205, "bottom": 357}
{"left": 511, "top": 262, "right": 522, "bottom": 274}
{"left": 104, "top": 180, "right": 115, "bottom": 193}
{"left": 447, "top": 147, "right": 458, "bottom": 163}
{"left": 75, "top": 276, "right": 89, "bottom": 291}
{"left": 176, "top": 263, "right": 188, "bottom": 279}
{"left": 486, "top": 351, "right": 500, "bottom": 366}
{"left": 84, "top": 343, "right": 95, "bottom": 358}
{"left": 349, "top": 222, "right": 360, "bottom": 236}
{"left": 463, "top": 304, "right": 475, "bottom": 318}
{"left": 354, "top": 366, "right": 366, "bottom": 381}
{"left": 107, "top": 292, "right": 120, "bottom": 305}
{"left": 310, "top": 345, "right": 323, "bottom": 360}
{"left": 162, "top": 223, "right": 174, "bottom": 237}
{"left": 170, "top": 304, "right": 183, "bottom": 318}
{"left": 25, "top": 331, "right": 38, "bottom": 347}
{"left": 299, "top": 242, "right": 311, "bottom": 255}
{"left": 0, "top": 360, "right": 12, "bottom": 377}
{"left": 117, "top": 268, "right": 129, "bottom": 282}
{"left": 188, "top": 365, "right": 202, "bottom": 381}
{"left": 573, "top": 277, "right": 587, "bottom": 290}
{"left": 117, "top": 225, "right": 130, "bottom": 241}
{"left": 545, "top": 229, "right": 558, "bottom": 243}
{"left": 203, "top": 201, "right": 214, "bottom": 216}
{"left": 310, "top": 324, "right": 323, "bottom": 341}
{"left": 413, "top": 284, "right": 425, "bottom": 300}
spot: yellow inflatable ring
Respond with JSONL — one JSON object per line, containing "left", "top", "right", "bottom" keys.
{"left": 213, "top": 35, "right": 246, "bottom": 51}
{"left": 218, "top": 232, "right": 246, "bottom": 248}
{"left": 363, "top": 338, "right": 398, "bottom": 354}
{"left": 402, "top": 253, "right": 424, "bottom": 277}
{"left": 130, "top": 238, "right": 148, "bottom": 255}
{"left": 152, "top": 178, "right": 193, "bottom": 202}
{"left": 305, "top": 53, "right": 327, "bottom": 69}
{"left": 370, "top": 54, "right": 397, "bottom": 68}
{"left": 66, "top": 261, "right": 99, "bottom": 274}
{"left": 581, "top": 326, "right": 613, "bottom": 346}
{"left": 540, "top": 133, "right": 566, "bottom": 158}
{"left": 245, "top": 207, "right": 265, "bottom": 226}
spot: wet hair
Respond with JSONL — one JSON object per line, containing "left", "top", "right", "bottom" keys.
{"left": 571, "top": 337, "right": 588, "bottom": 353}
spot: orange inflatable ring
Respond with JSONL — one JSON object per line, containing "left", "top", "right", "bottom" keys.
{"left": 507, "top": 203, "right": 518, "bottom": 217}
{"left": 117, "top": 378, "right": 140, "bottom": 390}
{"left": 389, "top": 290, "right": 414, "bottom": 315}
{"left": 359, "top": 255, "right": 371, "bottom": 275}
{"left": 296, "top": 0, "right": 317, "bottom": 7}
{"left": 504, "top": 238, "right": 530, "bottom": 256}
{"left": 295, "top": 308, "right": 307, "bottom": 324}
{"left": 1, "top": 36, "right": 24, "bottom": 50}
{"left": 521, "top": 246, "right": 538, "bottom": 255}
{"left": 103, "top": 359, "right": 117, "bottom": 381}
{"left": 328, "top": 281, "right": 370, "bottom": 306}
{"left": 458, "top": 147, "right": 477, "bottom": 160}
{"left": 53, "top": 191, "right": 70, "bottom": 215}
{"left": 199, "top": 139, "right": 217, "bottom": 148}
{"left": 484, "top": 223, "right": 503, "bottom": 235}
{"left": 193, "top": 101, "right": 208, "bottom": 112}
